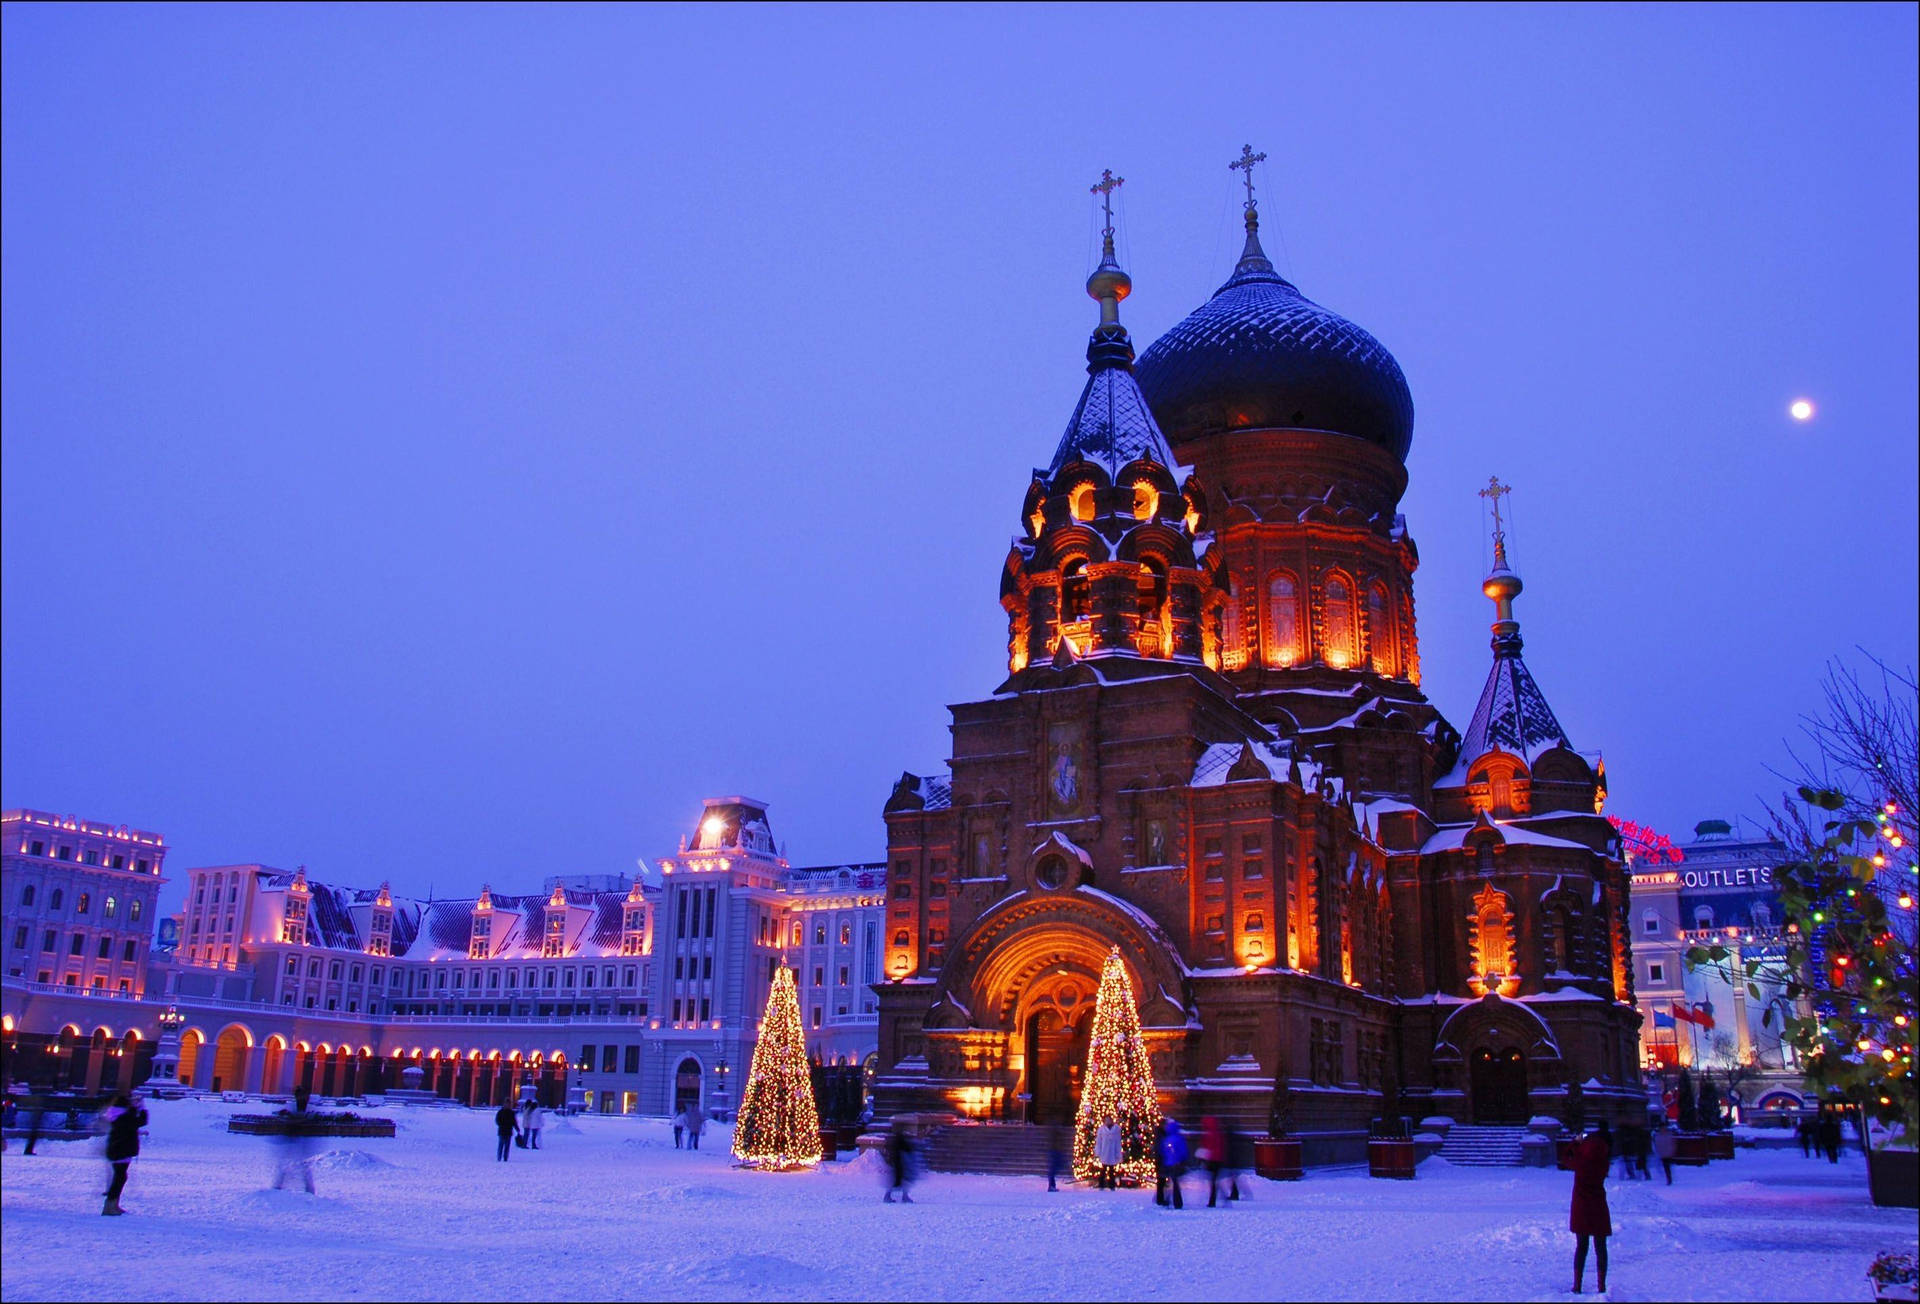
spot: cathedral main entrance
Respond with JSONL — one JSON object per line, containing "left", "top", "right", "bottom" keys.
{"left": 1470, "top": 1046, "right": 1528, "bottom": 1123}
{"left": 1024, "top": 1007, "right": 1090, "bottom": 1124}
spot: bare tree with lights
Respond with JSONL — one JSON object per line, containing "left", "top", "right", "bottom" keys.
{"left": 1689, "top": 654, "right": 1917, "bottom": 1161}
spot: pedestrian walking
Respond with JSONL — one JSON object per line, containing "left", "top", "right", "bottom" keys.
{"left": 672, "top": 1106, "right": 686, "bottom": 1149}
{"left": 687, "top": 1102, "right": 707, "bottom": 1151}
{"left": 1652, "top": 1121, "right": 1677, "bottom": 1184}
{"left": 1199, "top": 1115, "right": 1242, "bottom": 1207}
{"left": 22, "top": 1098, "right": 45, "bottom": 1155}
{"left": 882, "top": 1119, "right": 915, "bottom": 1203}
{"left": 1631, "top": 1123, "right": 1652, "bottom": 1180}
{"left": 1796, "top": 1115, "right": 1813, "bottom": 1158}
{"left": 494, "top": 1102, "right": 518, "bottom": 1161}
{"left": 292, "top": 1083, "right": 312, "bottom": 1114}
{"left": 1818, "top": 1106, "right": 1842, "bottom": 1163}
{"left": 101, "top": 1093, "right": 148, "bottom": 1216}
{"left": 521, "top": 1100, "right": 545, "bottom": 1150}
{"left": 1568, "top": 1121, "right": 1612, "bottom": 1294}
{"left": 272, "top": 1110, "right": 318, "bottom": 1193}
{"left": 1094, "top": 1119, "right": 1122, "bottom": 1190}
{"left": 1045, "top": 1122, "right": 1066, "bottom": 1193}
{"left": 1156, "top": 1118, "right": 1187, "bottom": 1210}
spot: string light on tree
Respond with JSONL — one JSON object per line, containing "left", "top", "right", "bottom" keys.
{"left": 731, "top": 964, "right": 823, "bottom": 1170}
{"left": 1072, "top": 947, "right": 1162, "bottom": 1185}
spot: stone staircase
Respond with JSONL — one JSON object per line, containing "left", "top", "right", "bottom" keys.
{"left": 926, "top": 1123, "right": 1059, "bottom": 1176}
{"left": 1438, "top": 1125, "right": 1530, "bottom": 1167}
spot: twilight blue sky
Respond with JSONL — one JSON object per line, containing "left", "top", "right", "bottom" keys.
{"left": 4, "top": 4, "right": 1915, "bottom": 919}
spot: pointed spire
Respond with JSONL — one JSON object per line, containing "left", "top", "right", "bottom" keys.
{"left": 1226, "top": 144, "right": 1278, "bottom": 282}
{"left": 1477, "top": 476, "right": 1523, "bottom": 654}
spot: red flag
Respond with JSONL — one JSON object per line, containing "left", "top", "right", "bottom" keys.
{"left": 1669, "top": 1000, "right": 1696, "bottom": 1025}
{"left": 1691, "top": 1003, "right": 1716, "bottom": 1031}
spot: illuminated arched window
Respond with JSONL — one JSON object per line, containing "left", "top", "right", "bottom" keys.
{"left": 1267, "top": 572, "right": 1302, "bottom": 666}
{"left": 1061, "top": 559, "right": 1090, "bottom": 623}
{"left": 1367, "top": 582, "right": 1396, "bottom": 675}
{"left": 1323, "top": 575, "right": 1357, "bottom": 668}
{"left": 1222, "top": 574, "right": 1245, "bottom": 669}
{"left": 1138, "top": 559, "right": 1167, "bottom": 619}
{"left": 1131, "top": 481, "right": 1158, "bottom": 521}
{"left": 1069, "top": 484, "right": 1095, "bottom": 522}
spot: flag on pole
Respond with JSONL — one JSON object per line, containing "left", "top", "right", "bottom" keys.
{"left": 1669, "top": 1000, "right": 1697, "bottom": 1025}
{"left": 1692, "top": 1001, "right": 1716, "bottom": 1030}
{"left": 1652, "top": 1008, "right": 1676, "bottom": 1029}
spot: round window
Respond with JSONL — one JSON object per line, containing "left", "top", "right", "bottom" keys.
{"left": 1036, "top": 856, "right": 1069, "bottom": 890}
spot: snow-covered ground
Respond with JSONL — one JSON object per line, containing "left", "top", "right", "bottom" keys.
{"left": 2, "top": 1098, "right": 1912, "bottom": 1302}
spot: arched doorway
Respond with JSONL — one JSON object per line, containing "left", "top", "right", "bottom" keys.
{"left": 1470, "top": 1047, "right": 1528, "bottom": 1123}
{"left": 1024, "top": 1008, "right": 1092, "bottom": 1124}
{"left": 211, "top": 1027, "right": 250, "bottom": 1093}
{"left": 1020, "top": 970, "right": 1094, "bottom": 1124}
{"left": 674, "top": 1057, "right": 702, "bottom": 1113}
{"left": 177, "top": 1030, "right": 205, "bottom": 1089}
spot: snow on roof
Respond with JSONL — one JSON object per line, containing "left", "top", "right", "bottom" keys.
{"left": 1419, "top": 822, "right": 1594, "bottom": 855}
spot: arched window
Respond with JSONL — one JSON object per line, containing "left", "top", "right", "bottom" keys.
{"left": 1221, "top": 574, "right": 1244, "bottom": 668}
{"left": 104, "top": 896, "right": 117, "bottom": 918}
{"left": 1693, "top": 905, "right": 1715, "bottom": 930}
{"left": 1323, "top": 574, "right": 1357, "bottom": 668}
{"left": 892, "top": 930, "right": 910, "bottom": 948}
{"left": 1367, "top": 582, "right": 1396, "bottom": 675}
{"left": 130, "top": 899, "right": 143, "bottom": 923}
{"left": 1069, "top": 483, "right": 1095, "bottom": 522}
{"left": 49, "top": 889, "right": 63, "bottom": 911}
{"left": 1552, "top": 908, "right": 1574, "bottom": 971}
{"left": 1138, "top": 559, "right": 1167, "bottom": 619}
{"left": 1267, "top": 573, "right": 1302, "bottom": 666}
{"left": 1061, "top": 559, "right": 1090, "bottom": 623}
{"left": 1131, "top": 481, "right": 1158, "bottom": 520}
{"left": 1245, "top": 912, "right": 1265, "bottom": 932}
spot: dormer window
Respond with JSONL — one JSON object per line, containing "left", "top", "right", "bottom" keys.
{"left": 1069, "top": 483, "right": 1095, "bottom": 522}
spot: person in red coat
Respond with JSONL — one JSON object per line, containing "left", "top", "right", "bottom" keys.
{"left": 1568, "top": 1119, "right": 1613, "bottom": 1294}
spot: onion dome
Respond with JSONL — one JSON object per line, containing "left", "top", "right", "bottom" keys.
{"left": 1134, "top": 205, "right": 1414, "bottom": 460}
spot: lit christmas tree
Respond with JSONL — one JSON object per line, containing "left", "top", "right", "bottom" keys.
{"left": 732, "top": 964, "right": 823, "bottom": 1169}
{"left": 1073, "top": 947, "right": 1161, "bottom": 1184}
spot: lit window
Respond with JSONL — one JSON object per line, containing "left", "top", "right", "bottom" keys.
{"left": 1367, "top": 582, "right": 1396, "bottom": 675}
{"left": 1322, "top": 574, "right": 1356, "bottom": 668}
{"left": 1267, "top": 573, "right": 1302, "bottom": 665}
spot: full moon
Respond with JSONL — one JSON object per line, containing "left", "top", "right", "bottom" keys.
{"left": 1790, "top": 399, "right": 1815, "bottom": 421}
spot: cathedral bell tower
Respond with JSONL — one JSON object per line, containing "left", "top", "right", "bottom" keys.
{"left": 999, "top": 171, "right": 1219, "bottom": 686}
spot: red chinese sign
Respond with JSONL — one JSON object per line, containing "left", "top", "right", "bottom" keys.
{"left": 1608, "top": 815, "right": 1684, "bottom": 864}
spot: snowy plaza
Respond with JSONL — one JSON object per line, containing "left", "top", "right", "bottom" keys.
{"left": 1, "top": 1098, "right": 1913, "bottom": 1303}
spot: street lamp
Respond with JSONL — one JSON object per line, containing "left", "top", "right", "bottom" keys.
{"left": 714, "top": 1056, "right": 729, "bottom": 1120}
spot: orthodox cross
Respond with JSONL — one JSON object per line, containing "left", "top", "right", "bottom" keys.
{"left": 1478, "top": 475, "right": 1513, "bottom": 564}
{"left": 1477, "top": 475, "right": 1512, "bottom": 536}
{"left": 1090, "top": 168, "right": 1124, "bottom": 239}
{"left": 1229, "top": 144, "right": 1267, "bottom": 212}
